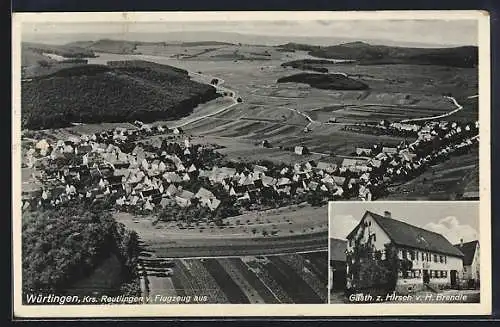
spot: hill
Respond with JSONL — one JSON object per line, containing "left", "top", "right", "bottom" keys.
{"left": 69, "top": 39, "right": 140, "bottom": 54}
{"left": 308, "top": 42, "right": 478, "bottom": 68}
{"left": 22, "top": 43, "right": 97, "bottom": 66}
{"left": 21, "top": 60, "right": 220, "bottom": 129}
{"left": 277, "top": 42, "right": 322, "bottom": 52}
{"left": 277, "top": 73, "right": 369, "bottom": 90}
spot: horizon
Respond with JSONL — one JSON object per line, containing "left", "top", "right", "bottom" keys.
{"left": 21, "top": 20, "right": 478, "bottom": 48}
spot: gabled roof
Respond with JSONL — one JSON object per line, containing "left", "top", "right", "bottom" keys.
{"left": 177, "top": 190, "right": 195, "bottom": 200}
{"left": 330, "top": 238, "right": 347, "bottom": 262}
{"left": 454, "top": 240, "right": 479, "bottom": 266}
{"left": 347, "top": 211, "right": 464, "bottom": 258}
{"left": 195, "top": 187, "right": 215, "bottom": 200}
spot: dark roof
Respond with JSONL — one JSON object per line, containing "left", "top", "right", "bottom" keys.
{"left": 141, "top": 189, "right": 161, "bottom": 197}
{"left": 348, "top": 211, "right": 464, "bottom": 258}
{"left": 107, "top": 175, "right": 123, "bottom": 185}
{"left": 454, "top": 240, "right": 478, "bottom": 266}
{"left": 330, "top": 238, "right": 347, "bottom": 262}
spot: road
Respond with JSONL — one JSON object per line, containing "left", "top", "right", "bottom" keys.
{"left": 400, "top": 95, "right": 467, "bottom": 123}
{"left": 171, "top": 72, "right": 240, "bottom": 128}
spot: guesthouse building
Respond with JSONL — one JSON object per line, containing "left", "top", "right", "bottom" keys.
{"left": 345, "top": 210, "right": 464, "bottom": 294}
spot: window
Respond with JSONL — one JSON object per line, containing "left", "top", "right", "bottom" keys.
{"left": 444, "top": 256, "right": 447, "bottom": 264}
{"left": 349, "top": 239, "right": 352, "bottom": 247}
{"left": 368, "top": 221, "right": 371, "bottom": 227}
{"left": 444, "top": 271, "right": 447, "bottom": 278}
{"left": 464, "top": 267, "right": 467, "bottom": 272}
{"left": 373, "top": 233, "right": 376, "bottom": 242}
{"left": 440, "top": 255, "right": 444, "bottom": 263}
{"left": 410, "top": 250, "right": 415, "bottom": 260}
{"left": 440, "top": 271, "right": 445, "bottom": 278}
{"left": 433, "top": 254, "right": 438, "bottom": 262}
{"left": 403, "top": 250, "right": 407, "bottom": 260}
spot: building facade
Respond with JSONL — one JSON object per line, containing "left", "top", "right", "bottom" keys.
{"left": 454, "top": 240, "right": 480, "bottom": 288}
{"left": 345, "top": 210, "right": 464, "bottom": 294}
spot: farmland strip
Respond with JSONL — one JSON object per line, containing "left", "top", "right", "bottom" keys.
{"left": 182, "top": 259, "right": 229, "bottom": 304}
{"left": 201, "top": 259, "right": 251, "bottom": 304}
{"left": 228, "top": 258, "right": 280, "bottom": 304}
{"left": 278, "top": 254, "right": 328, "bottom": 303}
{"left": 266, "top": 256, "right": 322, "bottom": 303}
{"left": 242, "top": 257, "right": 293, "bottom": 303}
{"left": 217, "top": 258, "right": 266, "bottom": 304}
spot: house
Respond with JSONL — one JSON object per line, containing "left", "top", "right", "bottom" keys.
{"left": 316, "top": 162, "right": 337, "bottom": 173}
{"left": 454, "top": 240, "right": 480, "bottom": 288}
{"left": 341, "top": 158, "right": 367, "bottom": 168}
{"left": 356, "top": 148, "right": 372, "bottom": 156}
{"left": 208, "top": 198, "right": 221, "bottom": 211}
{"left": 368, "top": 159, "right": 382, "bottom": 168}
{"left": 160, "top": 197, "right": 174, "bottom": 209}
{"left": 165, "top": 184, "right": 178, "bottom": 197}
{"left": 261, "top": 140, "right": 272, "bottom": 148}
{"left": 254, "top": 165, "right": 268, "bottom": 174}
{"left": 382, "top": 147, "right": 398, "bottom": 154}
{"left": 141, "top": 188, "right": 161, "bottom": 201}
{"left": 277, "top": 177, "right": 291, "bottom": 188}
{"left": 330, "top": 238, "right": 347, "bottom": 291}
{"left": 162, "top": 172, "right": 182, "bottom": 183}
{"left": 294, "top": 146, "right": 309, "bottom": 155}
{"left": 195, "top": 187, "right": 216, "bottom": 206}
{"left": 144, "top": 199, "right": 155, "bottom": 211}
{"left": 175, "top": 190, "right": 195, "bottom": 207}
{"left": 35, "top": 139, "right": 50, "bottom": 156}
{"left": 345, "top": 210, "right": 464, "bottom": 294}
{"left": 332, "top": 176, "right": 346, "bottom": 186}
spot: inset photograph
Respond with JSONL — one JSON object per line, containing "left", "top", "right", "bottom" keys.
{"left": 329, "top": 201, "right": 480, "bottom": 304}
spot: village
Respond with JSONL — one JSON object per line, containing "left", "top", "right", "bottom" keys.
{"left": 21, "top": 116, "right": 479, "bottom": 223}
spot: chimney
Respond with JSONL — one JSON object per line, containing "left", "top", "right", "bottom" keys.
{"left": 460, "top": 238, "right": 464, "bottom": 247}
{"left": 384, "top": 211, "right": 391, "bottom": 218}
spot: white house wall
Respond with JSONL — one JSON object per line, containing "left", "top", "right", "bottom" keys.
{"left": 346, "top": 213, "right": 392, "bottom": 253}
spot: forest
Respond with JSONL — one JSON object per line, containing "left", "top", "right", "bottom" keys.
{"left": 277, "top": 73, "right": 369, "bottom": 90}
{"left": 22, "top": 200, "right": 140, "bottom": 300}
{"left": 21, "top": 61, "right": 220, "bottom": 129}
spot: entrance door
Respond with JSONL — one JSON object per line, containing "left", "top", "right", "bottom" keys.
{"left": 450, "top": 270, "right": 458, "bottom": 288}
{"left": 423, "top": 270, "right": 430, "bottom": 284}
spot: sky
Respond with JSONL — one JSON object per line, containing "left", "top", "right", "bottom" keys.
{"left": 21, "top": 20, "right": 478, "bottom": 47}
{"left": 329, "top": 202, "right": 479, "bottom": 245}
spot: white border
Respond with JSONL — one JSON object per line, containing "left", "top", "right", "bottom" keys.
{"left": 12, "top": 10, "right": 491, "bottom": 317}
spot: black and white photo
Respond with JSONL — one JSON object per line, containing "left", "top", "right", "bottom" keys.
{"left": 329, "top": 201, "right": 481, "bottom": 304}
{"left": 12, "top": 11, "right": 491, "bottom": 317}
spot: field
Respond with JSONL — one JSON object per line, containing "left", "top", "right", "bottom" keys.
{"left": 383, "top": 150, "right": 479, "bottom": 200}
{"left": 81, "top": 48, "right": 477, "bottom": 162}
{"left": 114, "top": 204, "right": 328, "bottom": 258}
{"left": 141, "top": 251, "right": 328, "bottom": 304}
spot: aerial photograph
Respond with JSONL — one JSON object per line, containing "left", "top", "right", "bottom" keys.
{"left": 329, "top": 201, "right": 481, "bottom": 304}
{"left": 18, "top": 17, "right": 479, "bottom": 305}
